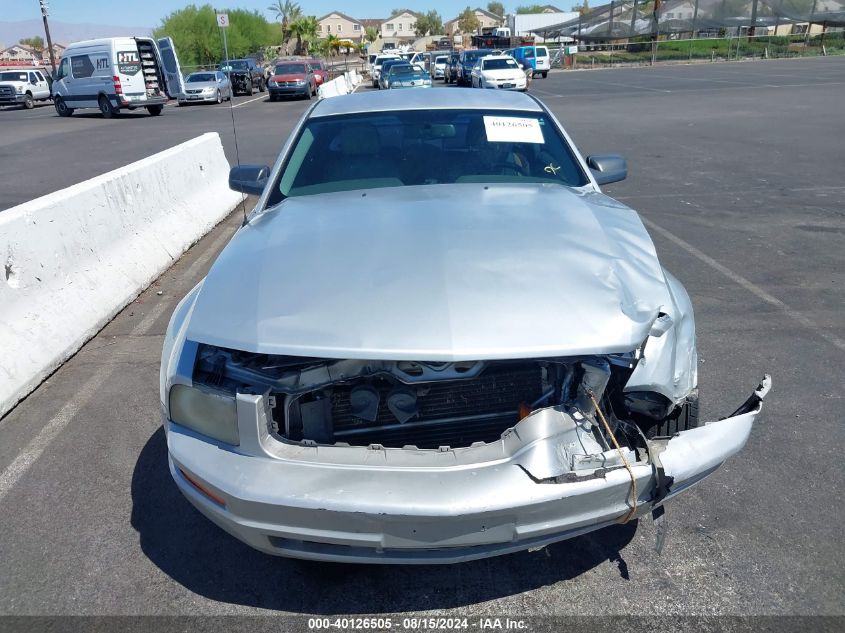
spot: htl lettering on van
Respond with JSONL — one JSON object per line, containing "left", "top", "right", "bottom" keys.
{"left": 52, "top": 36, "right": 185, "bottom": 118}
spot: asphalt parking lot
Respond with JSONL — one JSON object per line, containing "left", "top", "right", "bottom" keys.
{"left": 0, "top": 57, "right": 843, "bottom": 620}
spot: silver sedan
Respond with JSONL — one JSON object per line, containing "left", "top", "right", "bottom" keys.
{"left": 161, "top": 89, "right": 770, "bottom": 564}
{"left": 178, "top": 71, "right": 232, "bottom": 105}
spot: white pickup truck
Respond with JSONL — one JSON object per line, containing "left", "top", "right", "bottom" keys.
{"left": 0, "top": 68, "right": 51, "bottom": 109}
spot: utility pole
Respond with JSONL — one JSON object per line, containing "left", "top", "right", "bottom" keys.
{"left": 38, "top": 0, "right": 57, "bottom": 74}
{"left": 749, "top": 0, "right": 759, "bottom": 38}
{"left": 651, "top": 0, "right": 662, "bottom": 65}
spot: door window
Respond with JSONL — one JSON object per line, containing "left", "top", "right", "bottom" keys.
{"left": 57, "top": 58, "right": 70, "bottom": 79}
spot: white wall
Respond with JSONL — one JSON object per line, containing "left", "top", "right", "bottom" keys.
{"left": 0, "top": 132, "right": 242, "bottom": 418}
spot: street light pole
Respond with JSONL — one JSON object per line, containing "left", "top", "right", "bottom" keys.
{"left": 38, "top": 0, "right": 57, "bottom": 74}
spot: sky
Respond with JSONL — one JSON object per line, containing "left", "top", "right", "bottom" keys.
{"left": 4, "top": 1, "right": 561, "bottom": 28}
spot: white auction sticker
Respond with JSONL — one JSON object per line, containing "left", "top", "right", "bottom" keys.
{"left": 483, "top": 116, "right": 544, "bottom": 144}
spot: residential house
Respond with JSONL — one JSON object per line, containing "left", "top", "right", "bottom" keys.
{"left": 317, "top": 11, "right": 365, "bottom": 41}
{"left": 445, "top": 8, "right": 504, "bottom": 36}
{"left": 0, "top": 44, "right": 41, "bottom": 65}
{"left": 379, "top": 11, "right": 420, "bottom": 42}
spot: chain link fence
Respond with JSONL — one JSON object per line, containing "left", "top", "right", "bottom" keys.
{"left": 535, "top": 0, "right": 844, "bottom": 67}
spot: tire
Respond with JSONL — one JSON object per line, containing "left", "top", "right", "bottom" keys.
{"left": 542, "top": 71, "right": 548, "bottom": 78}
{"left": 644, "top": 395, "right": 700, "bottom": 439}
{"left": 216, "top": 90, "right": 222, "bottom": 104}
{"left": 247, "top": 82, "right": 254, "bottom": 96}
{"left": 146, "top": 104, "right": 163, "bottom": 116}
{"left": 269, "top": 94, "right": 277, "bottom": 102}
{"left": 23, "top": 93, "right": 34, "bottom": 109}
{"left": 304, "top": 87, "right": 312, "bottom": 100}
{"left": 98, "top": 94, "right": 115, "bottom": 118}
{"left": 54, "top": 96, "right": 73, "bottom": 117}
{"left": 258, "top": 79, "right": 265, "bottom": 92}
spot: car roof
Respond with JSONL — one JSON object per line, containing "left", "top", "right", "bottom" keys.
{"left": 310, "top": 89, "right": 542, "bottom": 118}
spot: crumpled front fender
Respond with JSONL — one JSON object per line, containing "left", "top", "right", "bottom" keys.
{"left": 650, "top": 375, "right": 772, "bottom": 500}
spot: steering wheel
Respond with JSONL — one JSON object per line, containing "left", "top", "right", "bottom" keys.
{"left": 491, "top": 161, "right": 528, "bottom": 177}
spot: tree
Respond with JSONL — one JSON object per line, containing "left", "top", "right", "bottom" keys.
{"left": 267, "top": 0, "right": 302, "bottom": 45}
{"left": 487, "top": 2, "right": 506, "bottom": 17}
{"left": 19, "top": 36, "right": 45, "bottom": 51}
{"left": 414, "top": 10, "right": 444, "bottom": 37}
{"left": 153, "top": 5, "right": 276, "bottom": 68}
{"left": 324, "top": 34, "right": 341, "bottom": 57}
{"left": 365, "top": 26, "right": 379, "bottom": 43}
{"left": 516, "top": 4, "right": 548, "bottom": 13}
{"left": 457, "top": 7, "right": 481, "bottom": 34}
{"left": 289, "top": 16, "right": 318, "bottom": 55}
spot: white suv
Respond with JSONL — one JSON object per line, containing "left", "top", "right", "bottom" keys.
{"left": 0, "top": 68, "right": 51, "bottom": 109}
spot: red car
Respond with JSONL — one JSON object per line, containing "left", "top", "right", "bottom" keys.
{"left": 267, "top": 61, "right": 316, "bottom": 101}
{"left": 305, "top": 59, "right": 328, "bottom": 86}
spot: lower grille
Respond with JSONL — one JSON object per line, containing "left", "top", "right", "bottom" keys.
{"left": 328, "top": 363, "right": 545, "bottom": 448}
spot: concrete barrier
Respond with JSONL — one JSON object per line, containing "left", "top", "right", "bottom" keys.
{"left": 318, "top": 76, "right": 351, "bottom": 100}
{"left": 0, "top": 132, "right": 242, "bottom": 418}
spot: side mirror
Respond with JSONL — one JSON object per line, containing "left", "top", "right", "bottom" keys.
{"left": 229, "top": 164, "right": 270, "bottom": 195}
{"left": 587, "top": 154, "right": 627, "bottom": 185}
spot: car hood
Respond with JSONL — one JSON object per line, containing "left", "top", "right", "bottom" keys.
{"left": 185, "top": 81, "right": 218, "bottom": 90}
{"left": 272, "top": 73, "right": 306, "bottom": 81}
{"left": 187, "top": 184, "right": 672, "bottom": 360}
{"left": 482, "top": 68, "right": 522, "bottom": 78}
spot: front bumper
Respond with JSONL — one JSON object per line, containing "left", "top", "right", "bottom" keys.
{"left": 483, "top": 79, "right": 528, "bottom": 90}
{"left": 165, "top": 378, "right": 769, "bottom": 564}
{"left": 269, "top": 85, "right": 309, "bottom": 97}
{"left": 178, "top": 93, "right": 217, "bottom": 103}
{"left": 0, "top": 93, "right": 28, "bottom": 104}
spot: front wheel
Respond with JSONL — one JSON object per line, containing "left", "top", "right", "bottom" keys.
{"left": 216, "top": 90, "right": 222, "bottom": 104}
{"left": 246, "top": 82, "right": 253, "bottom": 96}
{"left": 258, "top": 79, "right": 265, "bottom": 92}
{"left": 23, "top": 93, "right": 34, "bottom": 109}
{"left": 146, "top": 104, "right": 163, "bottom": 116}
{"left": 54, "top": 96, "right": 73, "bottom": 117}
{"left": 542, "top": 71, "right": 548, "bottom": 78}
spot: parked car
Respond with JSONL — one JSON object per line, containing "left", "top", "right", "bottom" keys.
{"left": 220, "top": 58, "right": 265, "bottom": 95}
{"left": 161, "top": 89, "right": 769, "bottom": 564}
{"left": 267, "top": 61, "right": 316, "bottom": 100}
{"left": 51, "top": 36, "right": 184, "bottom": 118}
{"left": 471, "top": 55, "right": 528, "bottom": 91}
{"left": 510, "top": 45, "right": 550, "bottom": 78}
{"left": 305, "top": 59, "right": 328, "bottom": 86}
{"left": 385, "top": 63, "right": 431, "bottom": 89}
{"left": 378, "top": 59, "right": 405, "bottom": 89}
{"left": 432, "top": 54, "right": 449, "bottom": 80}
{"left": 0, "top": 68, "right": 51, "bottom": 109}
{"left": 371, "top": 53, "right": 401, "bottom": 88}
{"left": 178, "top": 71, "right": 231, "bottom": 105}
{"left": 444, "top": 53, "right": 460, "bottom": 84}
{"left": 457, "top": 48, "right": 492, "bottom": 86}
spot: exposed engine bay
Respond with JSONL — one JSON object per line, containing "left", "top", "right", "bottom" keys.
{"left": 192, "top": 343, "right": 698, "bottom": 452}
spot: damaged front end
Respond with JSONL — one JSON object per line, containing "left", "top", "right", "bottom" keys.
{"left": 163, "top": 334, "right": 770, "bottom": 562}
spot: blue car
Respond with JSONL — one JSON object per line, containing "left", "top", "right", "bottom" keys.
{"left": 457, "top": 49, "right": 493, "bottom": 86}
{"left": 386, "top": 63, "right": 432, "bottom": 89}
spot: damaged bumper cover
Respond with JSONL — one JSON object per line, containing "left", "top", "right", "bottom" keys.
{"left": 166, "top": 376, "right": 771, "bottom": 564}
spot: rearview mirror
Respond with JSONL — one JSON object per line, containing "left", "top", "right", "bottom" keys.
{"left": 587, "top": 154, "right": 627, "bottom": 185}
{"left": 229, "top": 164, "right": 270, "bottom": 195}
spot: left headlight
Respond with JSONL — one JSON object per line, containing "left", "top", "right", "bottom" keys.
{"left": 169, "top": 384, "right": 239, "bottom": 446}
{"left": 295, "top": 79, "right": 305, "bottom": 85}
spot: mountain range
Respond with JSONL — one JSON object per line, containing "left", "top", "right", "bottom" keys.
{"left": 0, "top": 19, "right": 153, "bottom": 48}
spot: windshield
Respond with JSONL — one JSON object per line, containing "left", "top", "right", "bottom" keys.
{"left": 375, "top": 56, "right": 396, "bottom": 65}
{"left": 268, "top": 109, "right": 588, "bottom": 203}
{"left": 435, "top": 56, "right": 447, "bottom": 64}
{"left": 483, "top": 58, "right": 519, "bottom": 70}
{"left": 389, "top": 65, "right": 415, "bottom": 75}
{"left": 221, "top": 60, "right": 248, "bottom": 70}
{"left": 276, "top": 64, "right": 306, "bottom": 74}
{"left": 187, "top": 73, "right": 216, "bottom": 82}
{"left": 0, "top": 72, "right": 27, "bottom": 82}
{"left": 463, "top": 50, "right": 491, "bottom": 63}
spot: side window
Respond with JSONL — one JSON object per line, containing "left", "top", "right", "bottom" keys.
{"left": 34, "top": 71, "right": 45, "bottom": 81}
{"left": 57, "top": 57, "right": 70, "bottom": 79}
{"left": 71, "top": 55, "right": 95, "bottom": 79}
{"left": 29, "top": 72, "right": 38, "bottom": 83}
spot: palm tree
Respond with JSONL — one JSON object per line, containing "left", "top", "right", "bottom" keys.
{"left": 267, "top": 1, "right": 302, "bottom": 47}
{"left": 364, "top": 26, "right": 379, "bottom": 44}
{"left": 289, "top": 16, "right": 319, "bottom": 55}
{"left": 324, "top": 34, "right": 341, "bottom": 58}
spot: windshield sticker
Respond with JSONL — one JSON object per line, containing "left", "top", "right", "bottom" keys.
{"left": 483, "top": 116, "right": 544, "bottom": 144}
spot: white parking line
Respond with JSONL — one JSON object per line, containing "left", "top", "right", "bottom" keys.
{"left": 641, "top": 216, "right": 845, "bottom": 353}
{"left": 231, "top": 95, "right": 267, "bottom": 108}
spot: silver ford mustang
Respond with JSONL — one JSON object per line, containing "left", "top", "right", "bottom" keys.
{"left": 160, "top": 89, "right": 770, "bottom": 564}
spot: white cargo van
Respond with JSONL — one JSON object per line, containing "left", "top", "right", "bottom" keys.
{"left": 52, "top": 36, "right": 184, "bottom": 118}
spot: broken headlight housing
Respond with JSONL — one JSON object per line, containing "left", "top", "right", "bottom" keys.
{"left": 169, "top": 384, "right": 239, "bottom": 446}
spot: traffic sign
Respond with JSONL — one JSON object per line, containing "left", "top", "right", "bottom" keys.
{"left": 217, "top": 13, "right": 229, "bottom": 28}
